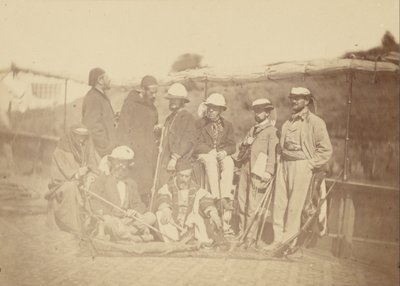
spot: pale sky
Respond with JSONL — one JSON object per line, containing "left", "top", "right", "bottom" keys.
{"left": 1, "top": 0, "right": 398, "bottom": 83}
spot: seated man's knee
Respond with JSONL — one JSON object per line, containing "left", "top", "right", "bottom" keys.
{"left": 222, "top": 156, "right": 234, "bottom": 170}
{"left": 142, "top": 212, "right": 156, "bottom": 225}
{"left": 198, "top": 153, "right": 217, "bottom": 165}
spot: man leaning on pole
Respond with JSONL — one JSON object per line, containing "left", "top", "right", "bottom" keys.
{"left": 265, "top": 87, "right": 332, "bottom": 251}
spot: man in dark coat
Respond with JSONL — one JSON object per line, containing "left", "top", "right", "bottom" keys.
{"left": 82, "top": 68, "right": 117, "bottom": 157}
{"left": 155, "top": 83, "right": 196, "bottom": 191}
{"left": 194, "top": 93, "right": 236, "bottom": 234}
{"left": 117, "top": 75, "right": 159, "bottom": 206}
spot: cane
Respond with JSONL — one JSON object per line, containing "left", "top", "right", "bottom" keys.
{"left": 149, "top": 126, "right": 165, "bottom": 211}
{"left": 238, "top": 176, "right": 274, "bottom": 246}
{"left": 254, "top": 179, "right": 275, "bottom": 247}
{"left": 87, "top": 190, "right": 178, "bottom": 242}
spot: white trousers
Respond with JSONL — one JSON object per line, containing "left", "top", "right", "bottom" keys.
{"left": 272, "top": 159, "right": 313, "bottom": 243}
{"left": 198, "top": 153, "right": 234, "bottom": 199}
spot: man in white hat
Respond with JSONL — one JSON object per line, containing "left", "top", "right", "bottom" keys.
{"left": 236, "top": 98, "right": 279, "bottom": 245}
{"left": 194, "top": 93, "right": 236, "bottom": 233}
{"left": 266, "top": 87, "right": 332, "bottom": 251}
{"left": 90, "top": 145, "right": 156, "bottom": 242}
{"left": 153, "top": 83, "right": 196, "bottom": 195}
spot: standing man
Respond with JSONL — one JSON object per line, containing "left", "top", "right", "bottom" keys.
{"left": 236, "top": 98, "right": 278, "bottom": 243}
{"left": 117, "top": 75, "right": 159, "bottom": 206}
{"left": 155, "top": 83, "right": 196, "bottom": 191}
{"left": 82, "top": 67, "right": 117, "bottom": 157}
{"left": 194, "top": 93, "right": 236, "bottom": 233}
{"left": 266, "top": 87, "right": 332, "bottom": 250}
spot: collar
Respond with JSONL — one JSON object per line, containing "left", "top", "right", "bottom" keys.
{"left": 94, "top": 86, "right": 105, "bottom": 95}
{"left": 254, "top": 118, "right": 272, "bottom": 129}
{"left": 291, "top": 107, "right": 309, "bottom": 121}
{"left": 206, "top": 116, "right": 223, "bottom": 125}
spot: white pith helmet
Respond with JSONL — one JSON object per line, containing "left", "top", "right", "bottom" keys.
{"left": 205, "top": 93, "right": 227, "bottom": 110}
{"left": 165, "top": 83, "right": 189, "bottom": 102}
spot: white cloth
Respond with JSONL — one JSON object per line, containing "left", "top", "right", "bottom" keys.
{"left": 117, "top": 180, "right": 126, "bottom": 207}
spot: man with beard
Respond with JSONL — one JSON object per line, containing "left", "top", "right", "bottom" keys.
{"left": 194, "top": 93, "right": 236, "bottom": 234}
{"left": 90, "top": 146, "right": 156, "bottom": 242}
{"left": 82, "top": 68, "right": 117, "bottom": 157}
{"left": 236, "top": 98, "right": 278, "bottom": 245}
{"left": 117, "top": 76, "right": 159, "bottom": 206}
{"left": 156, "top": 160, "right": 223, "bottom": 245}
{"left": 45, "top": 124, "right": 100, "bottom": 234}
{"left": 265, "top": 87, "right": 332, "bottom": 251}
{"left": 154, "top": 83, "right": 196, "bottom": 193}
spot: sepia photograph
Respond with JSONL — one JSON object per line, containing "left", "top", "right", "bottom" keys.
{"left": 0, "top": 0, "right": 399, "bottom": 285}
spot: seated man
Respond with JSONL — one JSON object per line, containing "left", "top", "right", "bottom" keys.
{"left": 45, "top": 124, "right": 100, "bottom": 235}
{"left": 90, "top": 146, "right": 156, "bottom": 242}
{"left": 156, "top": 160, "right": 224, "bottom": 246}
{"left": 194, "top": 93, "right": 236, "bottom": 234}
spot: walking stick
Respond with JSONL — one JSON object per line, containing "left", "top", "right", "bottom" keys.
{"left": 87, "top": 190, "right": 178, "bottom": 242}
{"left": 238, "top": 177, "right": 274, "bottom": 246}
{"left": 216, "top": 158, "right": 224, "bottom": 229}
{"left": 149, "top": 126, "right": 165, "bottom": 211}
{"left": 266, "top": 170, "right": 343, "bottom": 257}
{"left": 254, "top": 179, "right": 275, "bottom": 247}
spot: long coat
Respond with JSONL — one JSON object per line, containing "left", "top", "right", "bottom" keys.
{"left": 82, "top": 88, "right": 117, "bottom": 157}
{"left": 239, "top": 121, "right": 279, "bottom": 175}
{"left": 46, "top": 131, "right": 100, "bottom": 234}
{"left": 117, "top": 90, "right": 159, "bottom": 196}
{"left": 194, "top": 117, "right": 236, "bottom": 155}
{"left": 157, "top": 109, "right": 196, "bottom": 189}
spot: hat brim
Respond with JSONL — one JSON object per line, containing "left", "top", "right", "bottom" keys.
{"left": 165, "top": 95, "right": 190, "bottom": 103}
{"left": 205, "top": 103, "right": 227, "bottom": 110}
{"left": 250, "top": 104, "right": 274, "bottom": 111}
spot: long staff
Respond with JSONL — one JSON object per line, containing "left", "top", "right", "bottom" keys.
{"left": 237, "top": 177, "right": 274, "bottom": 245}
{"left": 87, "top": 190, "right": 178, "bottom": 242}
{"left": 149, "top": 126, "right": 166, "bottom": 211}
{"left": 254, "top": 179, "right": 275, "bottom": 247}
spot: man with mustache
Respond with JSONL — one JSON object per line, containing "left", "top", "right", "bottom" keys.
{"left": 265, "top": 87, "right": 332, "bottom": 251}
{"left": 117, "top": 75, "right": 159, "bottom": 206}
{"left": 156, "top": 160, "right": 223, "bottom": 245}
{"left": 90, "top": 145, "right": 156, "bottom": 242}
{"left": 154, "top": 83, "right": 196, "bottom": 192}
{"left": 236, "top": 98, "right": 278, "bottom": 246}
{"left": 194, "top": 93, "right": 236, "bottom": 234}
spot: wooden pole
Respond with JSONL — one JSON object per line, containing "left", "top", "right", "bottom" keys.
{"left": 204, "top": 77, "right": 208, "bottom": 100}
{"left": 64, "top": 79, "right": 68, "bottom": 133}
{"left": 343, "top": 70, "right": 353, "bottom": 181}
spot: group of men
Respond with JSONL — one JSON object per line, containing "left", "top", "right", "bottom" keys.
{"left": 46, "top": 67, "right": 332, "bottom": 251}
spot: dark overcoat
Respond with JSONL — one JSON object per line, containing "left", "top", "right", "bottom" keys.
{"left": 117, "top": 90, "right": 159, "bottom": 195}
